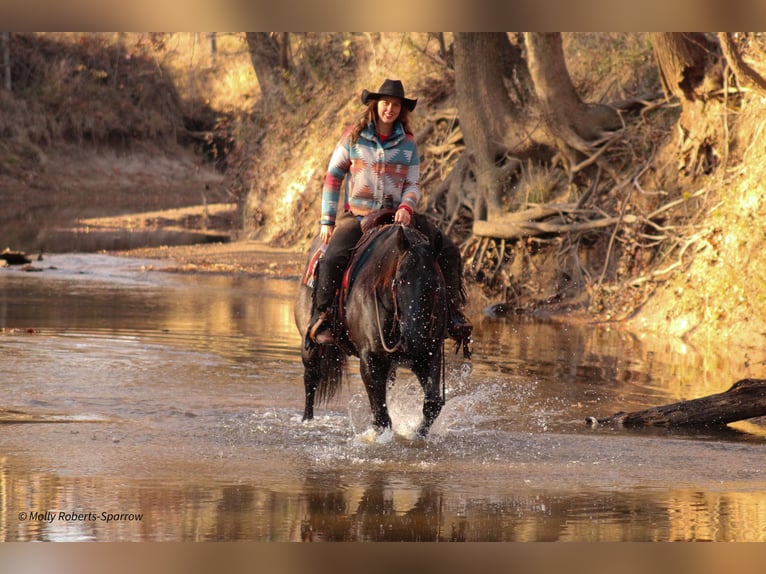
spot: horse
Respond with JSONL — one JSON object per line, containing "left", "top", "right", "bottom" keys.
{"left": 294, "top": 214, "right": 448, "bottom": 438}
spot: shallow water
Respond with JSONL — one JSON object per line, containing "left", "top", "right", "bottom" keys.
{"left": 1, "top": 254, "right": 765, "bottom": 541}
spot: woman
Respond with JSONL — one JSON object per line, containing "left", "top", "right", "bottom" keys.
{"left": 308, "top": 79, "right": 471, "bottom": 347}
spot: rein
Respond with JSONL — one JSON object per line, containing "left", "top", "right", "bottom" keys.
{"left": 441, "top": 340, "right": 446, "bottom": 406}
{"left": 374, "top": 281, "right": 402, "bottom": 353}
{"left": 374, "top": 247, "right": 407, "bottom": 354}
{"left": 374, "top": 244, "right": 444, "bottom": 362}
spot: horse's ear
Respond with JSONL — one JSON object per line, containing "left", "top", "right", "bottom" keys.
{"left": 396, "top": 225, "right": 410, "bottom": 250}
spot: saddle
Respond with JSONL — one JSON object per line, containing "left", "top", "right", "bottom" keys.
{"left": 335, "top": 210, "right": 400, "bottom": 354}
{"left": 306, "top": 208, "right": 446, "bottom": 355}
{"left": 320, "top": 209, "right": 432, "bottom": 355}
{"left": 301, "top": 209, "right": 397, "bottom": 291}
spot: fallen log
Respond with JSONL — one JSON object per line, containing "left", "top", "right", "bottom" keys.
{"left": 586, "top": 378, "right": 766, "bottom": 429}
{"left": 472, "top": 202, "right": 638, "bottom": 240}
{"left": 473, "top": 211, "right": 637, "bottom": 240}
{"left": 1, "top": 249, "right": 32, "bottom": 265}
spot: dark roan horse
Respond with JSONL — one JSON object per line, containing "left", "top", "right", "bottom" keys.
{"left": 294, "top": 214, "right": 448, "bottom": 438}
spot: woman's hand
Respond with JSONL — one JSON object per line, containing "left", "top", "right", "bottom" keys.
{"left": 394, "top": 206, "right": 412, "bottom": 226}
{"left": 319, "top": 224, "right": 334, "bottom": 244}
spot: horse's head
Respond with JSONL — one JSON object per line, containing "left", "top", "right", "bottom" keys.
{"left": 391, "top": 226, "right": 447, "bottom": 351}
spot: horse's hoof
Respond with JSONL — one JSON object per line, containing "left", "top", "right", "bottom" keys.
{"left": 355, "top": 426, "right": 393, "bottom": 444}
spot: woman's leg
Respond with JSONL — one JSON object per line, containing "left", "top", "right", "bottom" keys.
{"left": 412, "top": 214, "right": 472, "bottom": 343}
{"left": 310, "top": 211, "right": 362, "bottom": 343}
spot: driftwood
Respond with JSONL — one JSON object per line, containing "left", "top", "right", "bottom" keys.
{"left": 586, "top": 378, "right": 766, "bottom": 429}
{"left": 472, "top": 202, "right": 637, "bottom": 240}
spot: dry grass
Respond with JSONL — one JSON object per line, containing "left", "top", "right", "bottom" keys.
{"left": 564, "top": 33, "right": 658, "bottom": 102}
{"left": 1, "top": 33, "right": 181, "bottom": 173}
{"left": 130, "top": 33, "right": 260, "bottom": 114}
{"left": 630, "top": 97, "right": 766, "bottom": 355}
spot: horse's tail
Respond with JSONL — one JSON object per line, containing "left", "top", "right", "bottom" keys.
{"left": 314, "top": 343, "right": 347, "bottom": 405}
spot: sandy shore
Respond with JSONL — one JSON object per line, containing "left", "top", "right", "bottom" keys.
{"left": 113, "top": 240, "right": 306, "bottom": 280}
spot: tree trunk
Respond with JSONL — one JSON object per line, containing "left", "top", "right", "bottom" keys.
{"left": 717, "top": 32, "right": 766, "bottom": 96}
{"left": 434, "top": 32, "right": 449, "bottom": 63}
{"left": 453, "top": 33, "right": 537, "bottom": 221}
{"left": 209, "top": 32, "right": 218, "bottom": 65}
{"left": 525, "top": 33, "right": 622, "bottom": 148}
{"left": 278, "top": 32, "right": 290, "bottom": 71}
{"left": 244, "top": 32, "right": 288, "bottom": 111}
{"left": 587, "top": 378, "right": 766, "bottom": 428}
{"left": 2, "top": 32, "right": 10, "bottom": 92}
{"left": 650, "top": 32, "right": 716, "bottom": 103}
{"left": 650, "top": 33, "right": 722, "bottom": 176}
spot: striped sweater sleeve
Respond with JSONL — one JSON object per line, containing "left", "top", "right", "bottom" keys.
{"left": 320, "top": 131, "right": 353, "bottom": 226}
{"left": 399, "top": 133, "right": 420, "bottom": 213}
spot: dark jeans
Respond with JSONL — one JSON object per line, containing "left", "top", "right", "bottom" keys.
{"left": 313, "top": 210, "right": 464, "bottom": 313}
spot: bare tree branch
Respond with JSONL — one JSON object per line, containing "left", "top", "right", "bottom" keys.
{"left": 717, "top": 32, "right": 766, "bottom": 96}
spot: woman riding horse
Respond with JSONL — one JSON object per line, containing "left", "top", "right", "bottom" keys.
{"left": 307, "top": 79, "right": 472, "bottom": 348}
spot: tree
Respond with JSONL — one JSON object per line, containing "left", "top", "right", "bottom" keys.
{"left": 524, "top": 32, "right": 622, "bottom": 173}
{"left": 209, "top": 32, "right": 217, "bottom": 65}
{"left": 650, "top": 32, "right": 716, "bottom": 103}
{"left": 453, "top": 33, "right": 622, "bottom": 228}
{"left": 450, "top": 33, "right": 649, "bottom": 306}
{"left": 244, "top": 32, "right": 290, "bottom": 111}
{"left": 649, "top": 33, "right": 722, "bottom": 176}
{"left": 452, "top": 32, "right": 545, "bottom": 222}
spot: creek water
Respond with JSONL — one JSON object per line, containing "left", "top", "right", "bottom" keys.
{"left": 0, "top": 253, "right": 765, "bottom": 542}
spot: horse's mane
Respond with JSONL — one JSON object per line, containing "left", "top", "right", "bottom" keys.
{"left": 350, "top": 224, "right": 429, "bottom": 293}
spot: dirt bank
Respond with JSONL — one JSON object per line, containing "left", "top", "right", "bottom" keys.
{"left": 115, "top": 239, "right": 304, "bottom": 280}
{"left": 1, "top": 145, "right": 230, "bottom": 252}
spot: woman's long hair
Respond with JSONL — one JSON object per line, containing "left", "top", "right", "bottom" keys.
{"left": 350, "top": 100, "right": 412, "bottom": 144}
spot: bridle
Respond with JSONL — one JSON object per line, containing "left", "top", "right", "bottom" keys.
{"left": 375, "top": 271, "right": 447, "bottom": 406}
{"left": 373, "top": 246, "right": 448, "bottom": 405}
{"left": 374, "top": 244, "right": 444, "bottom": 351}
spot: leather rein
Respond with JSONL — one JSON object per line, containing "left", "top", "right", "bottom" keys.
{"left": 374, "top": 253, "right": 445, "bottom": 355}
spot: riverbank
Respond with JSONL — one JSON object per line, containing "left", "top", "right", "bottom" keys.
{"left": 111, "top": 235, "right": 766, "bottom": 393}
{"left": 113, "top": 240, "right": 305, "bottom": 280}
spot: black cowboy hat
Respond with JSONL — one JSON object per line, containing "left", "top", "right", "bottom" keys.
{"left": 360, "top": 79, "right": 417, "bottom": 111}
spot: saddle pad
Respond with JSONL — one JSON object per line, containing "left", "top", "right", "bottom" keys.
{"left": 342, "top": 226, "right": 391, "bottom": 291}
{"left": 302, "top": 243, "right": 327, "bottom": 288}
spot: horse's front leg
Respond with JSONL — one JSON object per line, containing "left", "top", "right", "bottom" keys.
{"left": 301, "top": 344, "right": 320, "bottom": 421}
{"left": 360, "top": 352, "right": 393, "bottom": 431}
{"left": 413, "top": 352, "right": 444, "bottom": 437}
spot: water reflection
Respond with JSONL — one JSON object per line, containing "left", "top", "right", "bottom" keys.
{"left": 4, "top": 457, "right": 766, "bottom": 542}
{"left": 0, "top": 257, "right": 301, "bottom": 363}
{"left": 1, "top": 255, "right": 766, "bottom": 541}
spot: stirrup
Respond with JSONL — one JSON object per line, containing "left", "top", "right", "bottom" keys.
{"left": 313, "top": 328, "right": 335, "bottom": 345}
{"left": 448, "top": 315, "right": 473, "bottom": 359}
{"left": 448, "top": 314, "right": 472, "bottom": 340}
{"left": 309, "top": 311, "right": 332, "bottom": 344}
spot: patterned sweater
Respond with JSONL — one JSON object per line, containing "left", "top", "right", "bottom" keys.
{"left": 320, "top": 120, "right": 420, "bottom": 226}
